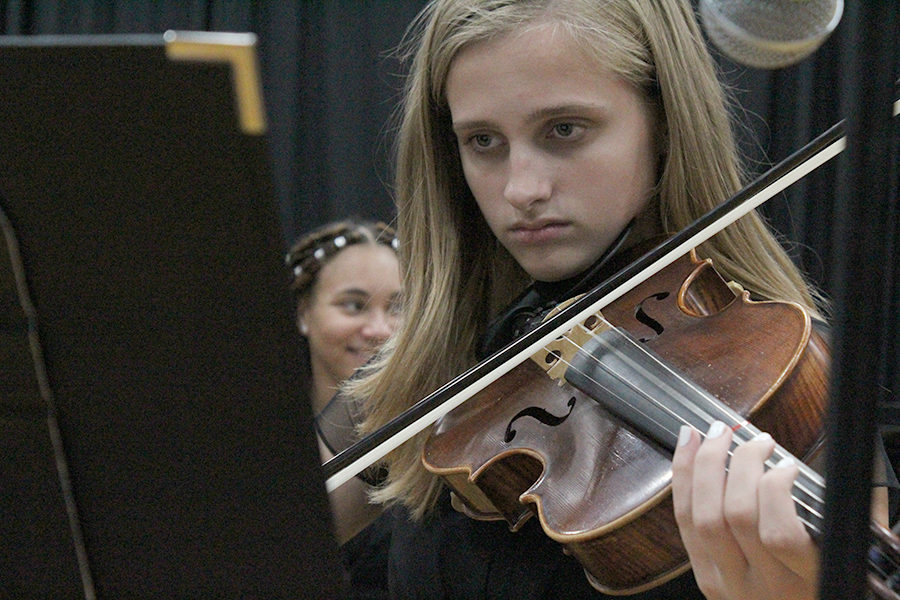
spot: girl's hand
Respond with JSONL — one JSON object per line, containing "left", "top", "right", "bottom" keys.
{"left": 671, "top": 422, "right": 819, "bottom": 600}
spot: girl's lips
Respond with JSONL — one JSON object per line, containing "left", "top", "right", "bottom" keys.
{"left": 509, "top": 221, "right": 570, "bottom": 244}
{"left": 347, "top": 347, "right": 376, "bottom": 364}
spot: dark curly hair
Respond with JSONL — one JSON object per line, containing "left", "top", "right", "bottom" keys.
{"left": 285, "top": 218, "right": 399, "bottom": 303}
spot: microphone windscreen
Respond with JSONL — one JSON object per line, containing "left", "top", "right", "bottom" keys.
{"left": 699, "top": 0, "right": 843, "bottom": 69}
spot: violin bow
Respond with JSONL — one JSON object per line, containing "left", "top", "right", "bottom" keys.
{"left": 322, "top": 120, "right": 847, "bottom": 492}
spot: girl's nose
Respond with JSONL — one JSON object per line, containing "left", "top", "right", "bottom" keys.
{"left": 504, "top": 147, "right": 551, "bottom": 211}
{"left": 361, "top": 310, "right": 395, "bottom": 343}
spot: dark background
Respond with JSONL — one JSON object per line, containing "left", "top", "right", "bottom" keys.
{"left": 1, "top": 1, "right": 898, "bottom": 598}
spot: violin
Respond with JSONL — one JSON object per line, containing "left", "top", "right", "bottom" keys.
{"left": 422, "top": 248, "right": 900, "bottom": 597}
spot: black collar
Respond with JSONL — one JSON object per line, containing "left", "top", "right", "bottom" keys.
{"left": 478, "top": 222, "right": 636, "bottom": 358}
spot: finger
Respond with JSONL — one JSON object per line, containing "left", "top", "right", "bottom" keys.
{"left": 689, "top": 421, "right": 750, "bottom": 580}
{"left": 721, "top": 433, "right": 787, "bottom": 574}
{"left": 757, "top": 457, "right": 819, "bottom": 581}
{"left": 672, "top": 425, "right": 723, "bottom": 592}
{"left": 671, "top": 425, "right": 700, "bottom": 541}
{"left": 722, "top": 433, "right": 774, "bottom": 546}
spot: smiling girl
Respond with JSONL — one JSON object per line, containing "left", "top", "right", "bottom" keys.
{"left": 288, "top": 220, "right": 402, "bottom": 420}
{"left": 286, "top": 219, "right": 401, "bottom": 598}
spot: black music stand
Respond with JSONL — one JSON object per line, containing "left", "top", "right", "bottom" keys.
{"left": 0, "top": 32, "right": 346, "bottom": 598}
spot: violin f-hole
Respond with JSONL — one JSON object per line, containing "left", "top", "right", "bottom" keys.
{"left": 504, "top": 396, "right": 577, "bottom": 443}
{"left": 634, "top": 291, "right": 669, "bottom": 342}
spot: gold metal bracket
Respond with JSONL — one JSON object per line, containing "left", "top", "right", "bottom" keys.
{"left": 163, "top": 30, "right": 266, "bottom": 135}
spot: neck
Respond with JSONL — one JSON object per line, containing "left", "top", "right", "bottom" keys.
{"left": 309, "top": 360, "right": 339, "bottom": 415}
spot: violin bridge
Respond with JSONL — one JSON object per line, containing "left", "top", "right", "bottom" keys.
{"left": 530, "top": 300, "right": 611, "bottom": 384}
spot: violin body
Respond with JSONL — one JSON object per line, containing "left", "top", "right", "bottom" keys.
{"left": 423, "top": 250, "right": 831, "bottom": 594}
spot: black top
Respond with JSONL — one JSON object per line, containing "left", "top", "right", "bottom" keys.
{"left": 387, "top": 493, "right": 701, "bottom": 599}
{"left": 342, "top": 514, "right": 393, "bottom": 599}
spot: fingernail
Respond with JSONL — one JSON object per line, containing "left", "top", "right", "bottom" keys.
{"left": 753, "top": 432, "right": 772, "bottom": 442}
{"left": 775, "top": 456, "right": 795, "bottom": 468}
{"left": 678, "top": 425, "right": 692, "bottom": 447}
{"left": 706, "top": 421, "right": 727, "bottom": 439}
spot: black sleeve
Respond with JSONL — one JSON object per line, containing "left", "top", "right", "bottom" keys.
{"left": 314, "top": 390, "right": 363, "bottom": 457}
{"left": 314, "top": 391, "right": 387, "bottom": 487}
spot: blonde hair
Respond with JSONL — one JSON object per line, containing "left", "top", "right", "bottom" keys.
{"left": 349, "top": 0, "right": 825, "bottom": 519}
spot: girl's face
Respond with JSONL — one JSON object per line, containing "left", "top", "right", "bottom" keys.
{"left": 299, "top": 244, "right": 401, "bottom": 399}
{"left": 446, "top": 23, "right": 659, "bottom": 282}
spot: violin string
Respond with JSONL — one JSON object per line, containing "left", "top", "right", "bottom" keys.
{"left": 558, "top": 321, "right": 827, "bottom": 530}
{"left": 563, "top": 324, "right": 900, "bottom": 579}
{"left": 536, "top": 317, "right": 827, "bottom": 534}
{"left": 551, "top": 328, "right": 825, "bottom": 534}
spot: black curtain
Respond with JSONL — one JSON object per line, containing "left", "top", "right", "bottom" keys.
{"left": 2, "top": 1, "right": 898, "bottom": 597}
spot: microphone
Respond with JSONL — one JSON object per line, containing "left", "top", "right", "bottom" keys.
{"left": 698, "top": 0, "right": 844, "bottom": 69}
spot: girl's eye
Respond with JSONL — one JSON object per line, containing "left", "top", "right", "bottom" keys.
{"left": 339, "top": 300, "right": 366, "bottom": 313}
{"left": 466, "top": 133, "right": 499, "bottom": 152}
{"left": 551, "top": 122, "right": 580, "bottom": 138}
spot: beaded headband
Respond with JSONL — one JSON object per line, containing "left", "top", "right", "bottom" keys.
{"left": 285, "top": 222, "right": 399, "bottom": 295}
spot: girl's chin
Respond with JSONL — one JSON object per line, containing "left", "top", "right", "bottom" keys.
{"left": 521, "top": 263, "right": 584, "bottom": 283}
{"left": 518, "top": 252, "right": 600, "bottom": 283}
{"left": 510, "top": 248, "right": 582, "bottom": 281}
